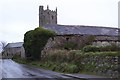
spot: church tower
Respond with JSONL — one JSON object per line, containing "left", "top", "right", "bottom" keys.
{"left": 39, "top": 5, "right": 57, "bottom": 26}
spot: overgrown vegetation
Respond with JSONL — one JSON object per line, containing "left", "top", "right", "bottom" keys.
{"left": 41, "top": 50, "right": 119, "bottom": 77}
{"left": 84, "top": 35, "right": 95, "bottom": 45}
{"left": 13, "top": 50, "right": 119, "bottom": 78}
{"left": 63, "top": 42, "right": 77, "bottom": 50}
{"left": 82, "top": 45, "right": 100, "bottom": 52}
{"left": 12, "top": 55, "right": 27, "bottom": 64}
{"left": 23, "top": 27, "right": 56, "bottom": 60}
{"left": 20, "top": 30, "right": 119, "bottom": 78}
{"left": 82, "top": 44, "right": 120, "bottom": 52}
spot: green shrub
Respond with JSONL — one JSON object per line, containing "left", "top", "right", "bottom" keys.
{"left": 100, "top": 44, "right": 120, "bottom": 52}
{"left": 23, "top": 27, "right": 56, "bottom": 60}
{"left": 85, "top": 35, "right": 95, "bottom": 45}
{"left": 82, "top": 44, "right": 120, "bottom": 52}
{"left": 13, "top": 55, "right": 27, "bottom": 64}
{"left": 63, "top": 42, "right": 77, "bottom": 50}
{"left": 66, "top": 64, "right": 79, "bottom": 73}
{"left": 82, "top": 45, "right": 100, "bottom": 52}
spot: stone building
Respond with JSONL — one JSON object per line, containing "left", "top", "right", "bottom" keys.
{"left": 4, "top": 42, "right": 25, "bottom": 58}
{"left": 39, "top": 5, "right": 57, "bottom": 26}
{"left": 39, "top": 6, "right": 120, "bottom": 52}
{"left": 42, "top": 25, "right": 119, "bottom": 52}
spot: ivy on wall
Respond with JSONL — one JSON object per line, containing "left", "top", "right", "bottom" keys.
{"left": 23, "top": 27, "right": 56, "bottom": 60}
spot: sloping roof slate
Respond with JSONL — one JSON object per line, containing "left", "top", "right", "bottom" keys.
{"left": 43, "top": 24, "right": 119, "bottom": 36}
{"left": 5, "top": 42, "right": 23, "bottom": 49}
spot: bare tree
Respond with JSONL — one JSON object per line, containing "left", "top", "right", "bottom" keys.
{"left": 0, "top": 41, "right": 7, "bottom": 52}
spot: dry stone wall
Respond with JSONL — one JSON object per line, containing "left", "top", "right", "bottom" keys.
{"left": 41, "top": 50, "right": 119, "bottom": 78}
{"left": 81, "top": 56, "right": 119, "bottom": 77}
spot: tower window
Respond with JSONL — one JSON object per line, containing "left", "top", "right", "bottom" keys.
{"left": 52, "top": 16, "right": 54, "bottom": 19}
{"left": 48, "top": 12, "right": 49, "bottom": 15}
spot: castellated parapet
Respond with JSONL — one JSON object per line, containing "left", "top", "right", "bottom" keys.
{"left": 39, "top": 5, "right": 57, "bottom": 26}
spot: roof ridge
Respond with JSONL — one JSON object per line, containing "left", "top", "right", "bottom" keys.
{"left": 56, "top": 24, "right": 118, "bottom": 29}
{"left": 44, "top": 24, "right": 118, "bottom": 36}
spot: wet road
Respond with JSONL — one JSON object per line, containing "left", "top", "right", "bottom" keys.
{"left": 1, "top": 59, "right": 79, "bottom": 80}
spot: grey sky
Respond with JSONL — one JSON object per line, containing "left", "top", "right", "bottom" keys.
{"left": 0, "top": 0, "right": 119, "bottom": 50}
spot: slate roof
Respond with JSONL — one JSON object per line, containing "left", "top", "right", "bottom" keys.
{"left": 43, "top": 24, "right": 119, "bottom": 36}
{"left": 5, "top": 42, "right": 23, "bottom": 49}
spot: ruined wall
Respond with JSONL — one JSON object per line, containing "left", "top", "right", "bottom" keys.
{"left": 42, "top": 35, "right": 119, "bottom": 54}
{"left": 42, "top": 35, "right": 92, "bottom": 52}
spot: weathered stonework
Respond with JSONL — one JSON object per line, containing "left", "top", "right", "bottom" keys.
{"left": 3, "top": 42, "right": 25, "bottom": 58}
{"left": 80, "top": 56, "right": 119, "bottom": 77}
{"left": 42, "top": 50, "right": 119, "bottom": 78}
{"left": 42, "top": 35, "right": 120, "bottom": 54}
{"left": 39, "top": 5, "right": 119, "bottom": 78}
{"left": 39, "top": 5, "right": 120, "bottom": 54}
{"left": 39, "top": 5, "right": 57, "bottom": 26}
{"left": 93, "top": 35, "right": 120, "bottom": 46}
{"left": 42, "top": 35, "right": 94, "bottom": 53}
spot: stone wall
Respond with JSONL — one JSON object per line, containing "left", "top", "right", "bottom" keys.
{"left": 41, "top": 50, "right": 119, "bottom": 77}
{"left": 4, "top": 47, "right": 25, "bottom": 58}
{"left": 93, "top": 36, "right": 120, "bottom": 46}
{"left": 42, "top": 35, "right": 94, "bottom": 53}
{"left": 81, "top": 56, "right": 119, "bottom": 77}
{"left": 42, "top": 35, "right": 119, "bottom": 53}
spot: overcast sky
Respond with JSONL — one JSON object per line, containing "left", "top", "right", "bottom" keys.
{"left": 0, "top": 0, "right": 119, "bottom": 52}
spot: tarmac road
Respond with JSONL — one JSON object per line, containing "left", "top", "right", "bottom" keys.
{"left": 1, "top": 59, "right": 81, "bottom": 80}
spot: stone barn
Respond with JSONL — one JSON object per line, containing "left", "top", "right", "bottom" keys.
{"left": 41, "top": 24, "right": 119, "bottom": 52}
{"left": 4, "top": 42, "right": 25, "bottom": 58}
